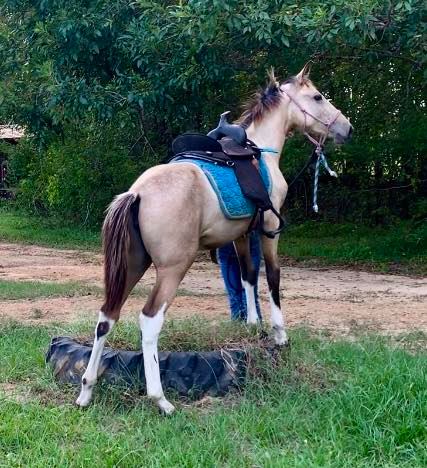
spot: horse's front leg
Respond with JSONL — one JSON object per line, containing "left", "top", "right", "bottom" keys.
{"left": 233, "top": 236, "right": 259, "bottom": 324}
{"left": 261, "top": 234, "right": 289, "bottom": 346}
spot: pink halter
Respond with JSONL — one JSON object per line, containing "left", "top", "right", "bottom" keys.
{"left": 281, "top": 88, "right": 341, "bottom": 150}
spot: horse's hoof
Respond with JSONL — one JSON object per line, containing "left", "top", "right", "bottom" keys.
{"left": 75, "top": 395, "right": 91, "bottom": 408}
{"left": 258, "top": 329, "right": 269, "bottom": 340}
{"left": 272, "top": 327, "right": 290, "bottom": 348}
{"left": 75, "top": 387, "right": 93, "bottom": 407}
{"left": 157, "top": 397, "right": 175, "bottom": 415}
{"left": 275, "top": 337, "right": 291, "bottom": 349}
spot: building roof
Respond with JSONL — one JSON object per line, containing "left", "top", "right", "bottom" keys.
{"left": 0, "top": 125, "right": 25, "bottom": 140}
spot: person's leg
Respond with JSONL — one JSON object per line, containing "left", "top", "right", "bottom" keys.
{"left": 249, "top": 231, "right": 262, "bottom": 321}
{"left": 217, "top": 242, "right": 246, "bottom": 320}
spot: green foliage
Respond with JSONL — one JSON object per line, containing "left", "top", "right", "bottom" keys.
{"left": 2, "top": 0, "right": 425, "bottom": 130}
{"left": 7, "top": 116, "right": 155, "bottom": 225}
{"left": 0, "top": 0, "right": 426, "bottom": 224}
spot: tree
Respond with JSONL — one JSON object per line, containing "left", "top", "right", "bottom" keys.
{"left": 0, "top": 0, "right": 425, "bottom": 224}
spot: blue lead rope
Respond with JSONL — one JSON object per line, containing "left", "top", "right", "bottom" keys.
{"left": 313, "top": 149, "right": 338, "bottom": 213}
{"left": 258, "top": 146, "right": 337, "bottom": 213}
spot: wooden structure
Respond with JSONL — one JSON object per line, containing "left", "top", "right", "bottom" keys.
{"left": 0, "top": 125, "right": 24, "bottom": 197}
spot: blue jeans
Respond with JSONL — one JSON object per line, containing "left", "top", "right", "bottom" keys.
{"left": 217, "top": 232, "right": 262, "bottom": 321}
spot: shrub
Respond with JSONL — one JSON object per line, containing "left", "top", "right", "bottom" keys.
{"left": 8, "top": 118, "right": 156, "bottom": 225}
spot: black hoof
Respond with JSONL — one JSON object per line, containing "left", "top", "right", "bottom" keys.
{"left": 274, "top": 338, "right": 291, "bottom": 351}
{"left": 258, "top": 329, "right": 269, "bottom": 341}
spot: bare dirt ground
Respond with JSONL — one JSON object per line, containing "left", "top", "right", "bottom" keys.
{"left": 1, "top": 242, "right": 426, "bottom": 335}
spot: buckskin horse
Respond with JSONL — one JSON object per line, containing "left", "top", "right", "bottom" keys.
{"left": 76, "top": 65, "right": 353, "bottom": 413}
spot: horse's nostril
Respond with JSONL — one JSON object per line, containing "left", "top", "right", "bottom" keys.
{"left": 348, "top": 125, "right": 354, "bottom": 138}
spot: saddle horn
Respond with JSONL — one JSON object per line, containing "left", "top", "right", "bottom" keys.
{"left": 207, "top": 111, "right": 247, "bottom": 146}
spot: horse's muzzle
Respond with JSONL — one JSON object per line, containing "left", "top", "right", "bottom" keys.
{"left": 334, "top": 124, "right": 353, "bottom": 144}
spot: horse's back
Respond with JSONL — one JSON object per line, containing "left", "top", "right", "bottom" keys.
{"left": 131, "top": 162, "right": 200, "bottom": 194}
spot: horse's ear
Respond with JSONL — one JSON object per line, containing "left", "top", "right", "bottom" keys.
{"left": 266, "top": 68, "right": 280, "bottom": 93}
{"left": 296, "top": 62, "right": 311, "bottom": 85}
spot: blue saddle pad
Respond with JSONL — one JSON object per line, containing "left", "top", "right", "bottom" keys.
{"left": 172, "top": 157, "right": 272, "bottom": 219}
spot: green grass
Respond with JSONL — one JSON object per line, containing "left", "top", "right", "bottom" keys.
{"left": 0, "top": 319, "right": 426, "bottom": 467}
{"left": 0, "top": 279, "right": 218, "bottom": 302}
{"left": 279, "top": 221, "right": 427, "bottom": 275}
{"left": 0, "top": 280, "right": 102, "bottom": 301}
{"left": 0, "top": 209, "right": 100, "bottom": 250}
{"left": 1, "top": 206, "right": 425, "bottom": 273}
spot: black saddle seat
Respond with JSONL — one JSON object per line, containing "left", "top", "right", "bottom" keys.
{"left": 171, "top": 135, "right": 258, "bottom": 160}
{"left": 172, "top": 133, "right": 222, "bottom": 155}
{"left": 219, "top": 137, "right": 259, "bottom": 158}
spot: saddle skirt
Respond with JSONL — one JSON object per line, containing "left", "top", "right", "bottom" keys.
{"left": 171, "top": 156, "right": 272, "bottom": 219}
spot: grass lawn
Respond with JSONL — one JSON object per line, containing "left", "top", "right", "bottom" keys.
{"left": 0, "top": 280, "right": 102, "bottom": 301}
{"left": 0, "top": 207, "right": 426, "bottom": 274}
{"left": 0, "top": 209, "right": 100, "bottom": 250}
{"left": 0, "top": 319, "right": 426, "bottom": 467}
{"left": 279, "top": 221, "right": 427, "bottom": 275}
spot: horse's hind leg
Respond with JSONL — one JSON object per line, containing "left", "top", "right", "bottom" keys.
{"left": 75, "top": 309, "right": 117, "bottom": 407}
{"left": 234, "top": 236, "right": 259, "bottom": 324}
{"left": 139, "top": 264, "right": 190, "bottom": 414}
{"left": 76, "top": 229, "right": 151, "bottom": 407}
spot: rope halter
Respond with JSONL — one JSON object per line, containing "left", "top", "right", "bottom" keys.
{"left": 280, "top": 87, "right": 340, "bottom": 212}
{"left": 280, "top": 87, "right": 341, "bottom": 152}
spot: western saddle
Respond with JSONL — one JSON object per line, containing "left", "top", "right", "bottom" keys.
{"left": 168, "top": 112, "right": 285, "bottom": 238}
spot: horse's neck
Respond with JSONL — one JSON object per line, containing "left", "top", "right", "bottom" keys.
{"left": 245, "top": 108, "right": 289, "bottom": 164}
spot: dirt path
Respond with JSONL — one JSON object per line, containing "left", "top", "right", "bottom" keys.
{"left": 1, "top": 242, "right": 426, "bottom": 335}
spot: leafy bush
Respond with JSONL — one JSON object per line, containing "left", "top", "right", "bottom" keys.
{"left": 1, "top": 1, "right": 426, "bottom": 226}
{"left": 8, "top": 117, "right": 155, "bottom": 225}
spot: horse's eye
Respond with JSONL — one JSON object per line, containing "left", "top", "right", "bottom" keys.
{"left": 314, "top": 94, "right": 322, "bottom": 101}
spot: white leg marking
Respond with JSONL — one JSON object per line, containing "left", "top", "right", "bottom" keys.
{"left": 140, "top": 304, "right": 175, "bottom": 415}
{"left": 76, "top": 311, "right": 115, "bottom": 407}
{"left": 243, "top": 280, "right": 258, "bottom": 325}
{"left": 269, "top": 292, "right": 288, "bottom": 345}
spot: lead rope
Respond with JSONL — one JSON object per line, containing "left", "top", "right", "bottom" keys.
{"left": 312, "top": 147, "right": 338, "bottom": 213}
{"left": 313, "top": 151, "right": 321, "bottom": 213}
{"left": 280, "top": 87, "right": 340, "bottom": 213}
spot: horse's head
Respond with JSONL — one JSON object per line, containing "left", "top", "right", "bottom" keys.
{"left": 280, "top": 64, "right": 353, "bottom": 145}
